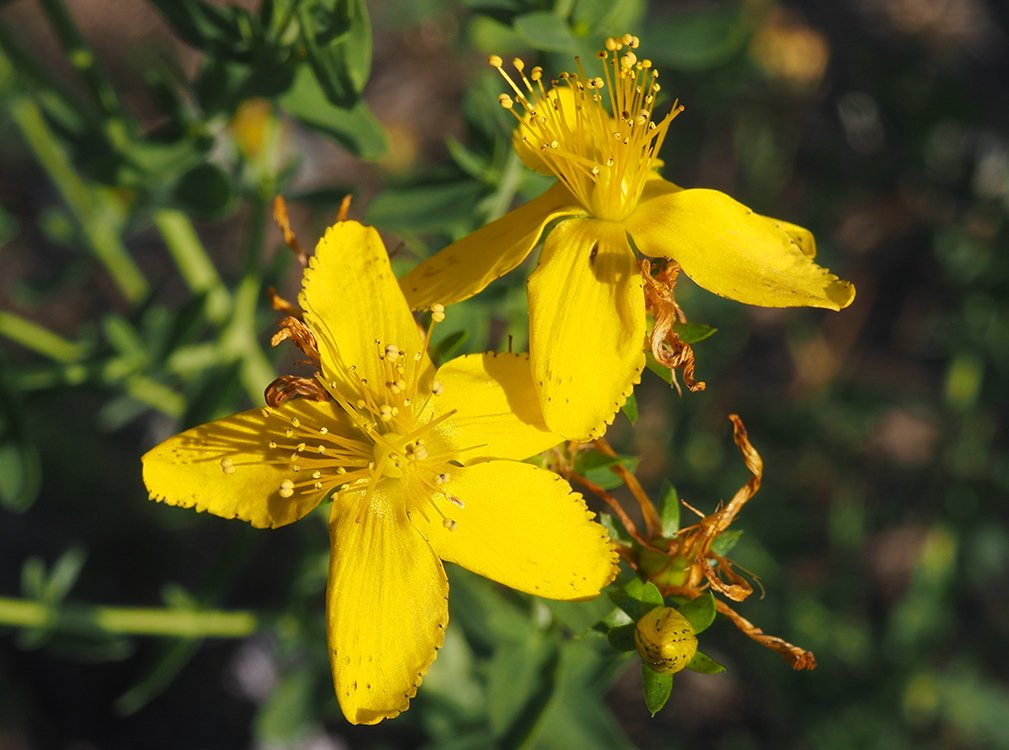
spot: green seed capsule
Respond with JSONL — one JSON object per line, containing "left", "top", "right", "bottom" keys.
{"left": 634, "top": 606, "right": 698, "bottom": 674}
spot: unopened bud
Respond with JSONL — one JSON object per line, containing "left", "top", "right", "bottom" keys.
{"left": 634, "top": 607, "right": 697, "bottom": 674}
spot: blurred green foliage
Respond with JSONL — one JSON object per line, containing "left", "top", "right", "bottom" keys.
{"left": 2, "top": 0, "right": 1009, "bottom": 748}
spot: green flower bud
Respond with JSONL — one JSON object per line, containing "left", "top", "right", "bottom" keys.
{"left": 634, "top": 606, "right": 698, "bottom": 674}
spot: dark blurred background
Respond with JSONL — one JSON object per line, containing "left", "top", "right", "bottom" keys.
{"left": 2, "top": 0, "right": 1008, "bottom": 748}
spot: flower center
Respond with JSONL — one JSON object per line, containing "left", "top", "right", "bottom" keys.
{"left": 491, "top": 34, "right": 682, "bottom": 222}
{"left": 372, "top": 432, "right": 431, "bottom": 479}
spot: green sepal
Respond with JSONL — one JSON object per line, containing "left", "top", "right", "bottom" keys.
{"left": 642, "top": 664, "right": 673, "bottom": 716}
{"left": 676, "top": 591, "right": 717, "bottom": 635}
{"left": 686, "top": 650, "right": 726, "bottom": 675}
{"left": 610, "top": 579, "right": 663, "bottom": 621}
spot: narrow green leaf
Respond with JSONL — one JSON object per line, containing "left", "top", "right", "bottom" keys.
{"left": 673, "top": 321, "right": 717, "bottom": 344}
{"left": 686, "top": 650, "right": 727, "bottom": 674}
{"left": 644, "top": 352, "right": 673, "bottom": 385}
{"left": 657, "top": 479, "right": 680, "bottom": 536}
{"left": 642, "top": 665, "right": 673, "bottom": 716}
{"left": 676, "top": 592, "right": 716, "bottom": 635}
{"left": 621, "top": 392, "right": 638, "bottom": 425}
{"left": 711, "top": 529, "right": 743, "bottom": 556}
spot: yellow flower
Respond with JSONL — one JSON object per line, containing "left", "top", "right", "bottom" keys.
{"left": 401, "top": 34, "right": 855, "bottom": 441}
{"left": 142, "top": 220, "right": 617, "bottom": 725}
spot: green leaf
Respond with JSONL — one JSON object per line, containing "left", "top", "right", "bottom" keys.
{"left": 254, "top": 668, "right": 317, "bottom": 741}
{"left": 657, "top": 479, "right": 680, "bottom": 536}
{"left": 621, "top": 392, "right": 638, "bottom": 425}
{"left": 173, "top": 162, "right": 236, "bottom": 219}
{"left": 676, "top": 592, "right": 716, "bottom": 635}
{"left": 598, "top": 512, "right": 632, "bottom": 545}
{"left": 429, "top": 329, "right": 468, "bottom": 364}
{"left": 572, "top": 0, "right": 646, "bottom": 36}
{"left": 607, "top": 623, "right": 636, "bottom": 652}
{"left": 365, "top": 179, "right": 482, "bottom": 233}
{"left": 279, "top": 65, "right": 387, "bottom": 160}
{"left": 644, "top": 352, "right": 673, "bottom": 385}
{"left": 674, "top": 321, "right": 717, "bottom": 344}
{"left": 641, "top": 664, "right": 673, "bottom": 716}
{"left": 298, "top": 0, "right": 372, "bottom": 107}
{"left": 43, "top": 547, "right": 87, "bottom": 604}
{"left": 513, "top": 12, "right": 577, "bottom": 54}
{"left": 488, "top": 631, "right": 560, "bottom": 747}
{"left": 711, "top": 529, "right": 743, "bottom": 556}
{"left": 647, "top": 6, "right": 751, "bottom": 72}
{"left": 0, "top": 374, "right": 41, "bottom": 512}
{"left": 574, "top": 450, "right": 639, "bottom": 491}
{"left": 686, "top": 649, "right": 726, "bottom": 675}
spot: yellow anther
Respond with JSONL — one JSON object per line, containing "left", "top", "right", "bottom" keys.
{"left": 430, "top": 303, "right": 446, "bottom": 322}
{"left": 319, "top": 426, "right": 328, "bottom": 434}
{"left": 384, "top": 344, "right": 400, "bottom": 360}
{"left": 512, "top": 57, "right": 525, "bottom": 72}
{"left": 269, "top": 441, "right": 278, "bottom": 449}
{"left": 220, "top": 457, "right": 235, "bottom": 475}
{"left": 530, "top": 66, "right": 542, "bottom": 81}
{"left": 379, "top": 405, "right": 394, "bottom": 421}
{"left": 432, "top": 381, "right": 443, "bottom": 396}
{"left": 279, "top": 479, "right": 295, "bottom": 498}
{"left": 498, "top": 93, "right": 514, "bottom": 109}
{"left": 312, "top": 471, "right": 322, "bottom": 479}
{"left": 442, "top": 518, "right": 457, "bottom": 531}
{"left": 621, "top": 52, "right": 637, "bottom": 70}
{"left": 488, "top": 55, "right": 503, "bottom": 68}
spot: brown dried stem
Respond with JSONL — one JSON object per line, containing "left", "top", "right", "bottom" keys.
{"left": 715, "top": 599, "right": 817, "bottom": 670}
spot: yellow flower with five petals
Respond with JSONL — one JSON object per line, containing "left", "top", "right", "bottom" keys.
{"left": 142, "top": 220, "right": 617, "bottom": 725}
{"left": 402, "top": 34, "right": 855, "bottom": 441}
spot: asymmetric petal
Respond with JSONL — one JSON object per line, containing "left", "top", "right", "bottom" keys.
{"left": 301, "top": 221, "right": 434, "bottom": 403}
{"left": 627, "top": 188, "right": 855, "bottom": 310}
{"left": 428, "top": 352, "right": 562, "bottom": 463}
{"left": 401, "top": 183, "right": 584, "bottom": 311}
{"left": 527, "top": 217, "right": 646, "bottom": 441}
{"left": 327, "top": 483, "right": 449, "bottom": 725}
{"left": 142, "top": 399, "right": 356, "bottom": 528}
{"left": 410, "top": 461, "right": 618, "bottom": 599}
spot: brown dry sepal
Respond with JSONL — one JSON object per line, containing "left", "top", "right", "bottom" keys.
{"left": 641, "top": 259, "right": 706, "bottom": 394}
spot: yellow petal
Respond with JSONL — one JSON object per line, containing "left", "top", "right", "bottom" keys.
{"left": 527, "top": 218, "right": 646, "bottom": 441}
{"left": 327, "top": 483, "right": 448, "bottom": 725}
{"left": 142, "top": 400, "right": 354, "bottom": 528}
{"left": 411, "top": 461, "right": 617, "bottom": 599}
{"left": 428, "top": 352, "right": 562, "bottom": 463}
{"left": 627, "top": 188, "right": 855, "bottom": 310}
{"left": 400, "top": 183, "right": 584, "bottom": 311}
{"left": 301, "top": 221, "right": 433, "bottom": 402}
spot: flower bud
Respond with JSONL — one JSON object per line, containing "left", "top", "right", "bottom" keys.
{"left": 634, "top": 607, "right": 697, "bottom": 674}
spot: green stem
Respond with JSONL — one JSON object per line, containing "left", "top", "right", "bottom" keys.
{"left": 0, "top": 595, "right": 258, "bottom": 639}
{"left": 0, "top": 311, "right": 85, "bottom": 363}
{"left": 36, "top": 0, "right": 130, "bottom": 149}
{"left": 151, "top": 209, "right": 231, "bottom": 323}
{"left": 0, "top": 49, "right": 149, "bottom": 304}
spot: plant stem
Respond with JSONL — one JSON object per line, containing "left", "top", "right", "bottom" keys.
{"left": 0, "top": 48, "right": 149, "bottom": 304}
{"left": 0, "top": 595, "right": 259, "bottom": 639}
{"left": 151, "top": 209, "right": 231, "bottom": 323}
{"left": 0, "top": 311, "right": 85, "bottom": 363}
